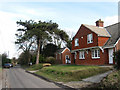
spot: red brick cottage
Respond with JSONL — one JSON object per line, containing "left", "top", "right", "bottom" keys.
{"left": 71, "top": 19, "right": 120, "bottom": 65}
{"left": 55, "top": 47, "right": 71, "bottom": 64}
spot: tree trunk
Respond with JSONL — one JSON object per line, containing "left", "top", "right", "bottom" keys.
{"left": 36, "top": 39, "right": 40, "bottom": 64}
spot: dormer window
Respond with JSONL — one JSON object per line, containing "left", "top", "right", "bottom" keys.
{"left": 75, "top": 38, "right": 79, "bottom": 46}
{"left": 87, "top": 34, "right": 93, "bottom": 44}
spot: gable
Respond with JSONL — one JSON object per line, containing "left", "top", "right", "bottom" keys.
{"left": 73, "top": 24, "right": 97, "bottom": 39}
{"left": 72, "top": 25, "right": 98, "bottom": 50}
{"left": 55, "top": 47, "right": 70, "bottom": 54}
{"left": 61, "top": 48, "right": 70, "bottom": 53}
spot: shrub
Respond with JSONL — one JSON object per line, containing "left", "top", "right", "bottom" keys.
{"left": 100, "top": 70, "right": 120, "bottom": 88}
{"left": 30, "top": 64, "right": 43, "bottom": 70}
{"left": 45, "top": 57, "right": 55, "bottom": 64}
{"left": 114, "top": 50, "right": 120, "bottom": 70}
{"left": 39, "top": 55, "right": 46, "bottom": 63}
{"left": 31, "top": 54, "right": 46, "bottom": 64}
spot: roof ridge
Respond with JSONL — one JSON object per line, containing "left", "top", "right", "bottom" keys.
{"left": 83, "top": 24, "right": 111, "bottom": 37}
{"left": 83, "top": 24, "right": 104, "bottom": 28}
{"left": 105, "top": 22, "right": 120, "bottom": 28}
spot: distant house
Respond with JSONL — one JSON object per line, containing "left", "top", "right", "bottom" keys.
{"left": 55, "top": 47, "right": 71, "bottom": 64}
{"left": 71, "top": 19, "right": 120, "bottom": 65}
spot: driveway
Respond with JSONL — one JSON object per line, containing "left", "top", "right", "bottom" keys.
{"left": 2, "top": 66, "right": 61, "bottom": 88}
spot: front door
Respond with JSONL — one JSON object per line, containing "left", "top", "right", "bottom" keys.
{"left": 109, "top": 48, "right": 113, "bottom": 64}
{"left": 65, "top": 55, "right": 71, "bottom": 64}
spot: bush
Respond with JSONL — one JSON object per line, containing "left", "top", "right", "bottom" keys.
{"left": 114, "top": 50, "right": 120, "bottom": 70}
{"left": 45, "top": 57, "right": 55, "bottom": 64}
{"left": 30, "top": 54, "right": 46, "bottom": 64}
{"left": 100, "top": 70, "right": 120, "bottom": 88}
{"left": 29, "top": 64, "right": 43, "bottom": 70}
{"left": 18, "top": 51, "right": 30, "bottom": 65}
{"left": 39, "top": 55, "right": 46, "bottom": 63}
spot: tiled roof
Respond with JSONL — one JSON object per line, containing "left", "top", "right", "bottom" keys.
{"left": 83, "top": 24, "right": 111, "bottom": 37}
{"left": 104, "top": 22, "right": 120, "bottom": 47}
{"left": 55, "top": 47, "right": 66, "bottom": 54}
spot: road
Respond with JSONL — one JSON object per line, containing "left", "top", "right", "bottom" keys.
{"left": 2, "top": 65, "right": 61, "bottom": 89}
{"left": 0, "top": 69, "right": 2, "bottom": 90}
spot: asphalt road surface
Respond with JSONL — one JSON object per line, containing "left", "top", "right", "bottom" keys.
{"left": 2, "top": 65, "right": 61, "bottom": 89}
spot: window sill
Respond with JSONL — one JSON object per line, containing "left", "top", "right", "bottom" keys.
{"left": 92, "top": 57, "right": 100, "bottom": 59}
{"left": 79, "top": 58, "right": 85, "bottom": 59}
{"left": 87, "top": 42, "right": 93, "bottom": 44}
{"left": 75, "top": 45, "right": 79, "bottom": 47}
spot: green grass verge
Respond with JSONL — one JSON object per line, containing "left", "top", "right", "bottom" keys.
{"left": 25, "top": 64, "right": 43, "bottom": 71}
{"left": 99, "top": 70, "right": 120, "bottom": 88}
{"left": 0, "top": 67, "right": 2, "bottom": 72}
{"left": 35, "top": 65, "right": 112, "bottom": 82}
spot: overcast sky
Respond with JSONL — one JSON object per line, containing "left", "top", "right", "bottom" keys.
{"left": 0, "top": 0, "right": 119, "bottom": 58}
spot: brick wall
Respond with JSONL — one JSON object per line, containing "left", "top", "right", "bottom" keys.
{"left": 55, "top": 53, "right": 62, "bottom": 64}
{"left": 98, "top": 37, "right": 109, "bottom": 46}
{"left": 72, "top": 25, "right": 98, "bottom": 50}
{"left": 73, "top": 49, "right": 109, "bottom": 65}
{"left": 115, "top": 39, "right": 120, "bottom": 51}
{"left": 62, "top": 49, "right": 71, "bottom": 64}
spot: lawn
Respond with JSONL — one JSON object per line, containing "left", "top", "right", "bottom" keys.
{"left": 35, "top": 65, "right": 112, "bottom": 82}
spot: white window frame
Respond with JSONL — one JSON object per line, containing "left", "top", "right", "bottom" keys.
{"left": 75, "top": 38, "right": 79, "bottom": 46}
{"left": 74, "top": 52, "right": 77, "bottom": 59}
{"left": 79, "top": 51, "right": 85, "bottom": 59}
{"left": 91, "top": 49, "right": 100, "bottom": 59}
{"left": 87, "top": 34, "right": 93, "bottom": 44}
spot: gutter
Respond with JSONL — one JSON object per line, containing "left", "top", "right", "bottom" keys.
{"left": 103, "top": 45, "right": 115, "bottom": 49}
{"left": 71, "top": 46, "right": 101, "bottom": 53}
{"left": 71, "top": 44, "right": 116, "bottom": 53}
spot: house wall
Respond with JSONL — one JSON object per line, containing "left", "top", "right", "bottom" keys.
{"left": 55, "top": 53, "right": 62, "bottom": 64}
{"left": 98, "top": 37, "right": 109, "bottom": 46}
{"left": 71, "top": 24, "right": 112, "bottom": 65}
{"left": 72, "top": 25, "right": 98, "bottom": 50}
{"left": 62, "top": 49, "right": 71, "bottom": 64}
{"left": 74, "top": 49, "right": 109, "bottom": 65}
{"left": 115, "top": 39, "right": 120, "bottom": 51}
{"left": 71, "top": 54, "right": 75, "bottom": 64}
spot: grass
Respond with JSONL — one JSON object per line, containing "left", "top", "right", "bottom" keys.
{"left": 0, "top": 67, "right": 2, "bottom": 72}
{"left": 35, "top": 65, "right": 112, "bottom": 82}
{"left": 99, "top": 70, "right": 120, "bottom": 89}
{"left": 25, "top": 64, "right": 43, "bottom": 71}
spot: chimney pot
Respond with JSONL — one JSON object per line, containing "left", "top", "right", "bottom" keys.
{"left": 95, "top": 19, "right": 104, "bottom": 27}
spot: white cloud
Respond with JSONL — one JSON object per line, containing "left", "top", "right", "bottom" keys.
{"left": 104, "top": 15, "right": 118, "bottom": 27}
{"left": 0, "top": 2, "right": 118, "bottom": 58}
{"left": 0, "top": 7, "right": 58, "bottom": 58}
{"left": 0, "top": 11, "right": 18, "bottom": 58}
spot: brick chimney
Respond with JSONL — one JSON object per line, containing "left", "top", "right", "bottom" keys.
{"left": 95, "top": 19, "right": 104, "bottom": 27}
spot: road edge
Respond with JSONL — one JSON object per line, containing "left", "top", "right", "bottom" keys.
{"left": 25, "top": 70, "right": 76, "bottom": 89}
